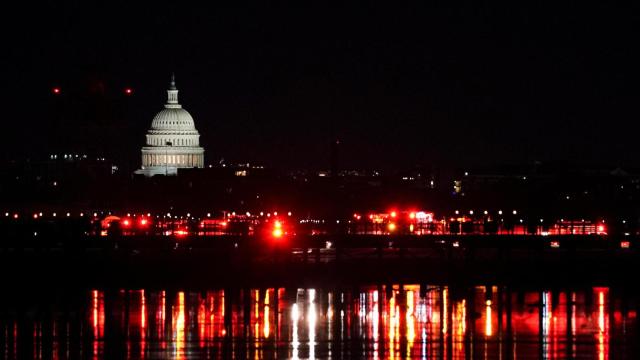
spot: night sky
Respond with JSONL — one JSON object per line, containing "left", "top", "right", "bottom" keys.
{"left": 1, "top": 3, "right": 637, "bottom": 171}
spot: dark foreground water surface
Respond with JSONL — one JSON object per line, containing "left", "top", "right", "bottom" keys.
{"left": 0, "top": 285, "right": 637, "bottom": 359}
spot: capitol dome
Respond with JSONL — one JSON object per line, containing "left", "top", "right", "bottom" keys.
{"left": 150, "top": 108, "right": 196, "bottom": 131}
{"left": 135, "top": 74, "right": 205, "bottom": 176}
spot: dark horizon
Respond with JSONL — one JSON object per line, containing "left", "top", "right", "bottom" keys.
{"left": 2, "top": 3, "right": 637, "bottom": 171}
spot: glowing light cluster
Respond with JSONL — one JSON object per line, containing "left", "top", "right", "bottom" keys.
{"left": 272, "top": 220, "right": 283, "bottom": 238}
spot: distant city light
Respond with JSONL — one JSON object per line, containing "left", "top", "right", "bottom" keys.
{"left": 175, "top": 229, "right": 189, "bottom": 237}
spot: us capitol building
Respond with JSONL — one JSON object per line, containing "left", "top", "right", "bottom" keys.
{"left": 135, "top": 75, "right": 205, "bottom": 176}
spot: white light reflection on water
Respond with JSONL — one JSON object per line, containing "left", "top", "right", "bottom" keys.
{"left": 308, "top": 289, "right": 317, "bottom": 360}
{"left": 541, "top": 291, "right": 551, "bottom": 360}
{"left": 291, "top": 302, "right": 300, "bottom": 360}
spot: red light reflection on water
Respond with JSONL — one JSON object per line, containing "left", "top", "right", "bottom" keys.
{"left": 173, "top": 292, "right": 186, "bottom": 360}
{"left": 140, "top": 290, "right": 146, "bottom": 359}
{"left": 90, "top": 290, "right": 104, "bottom": 359}
{"left": 596, "top": 288, "right": 609, "bottom": 360}
{"left": 0, "top": 285, "right": 623, "bottom": 359}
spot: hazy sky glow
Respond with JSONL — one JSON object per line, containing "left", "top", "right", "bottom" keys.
{"left": 1, "top": 3, "right": 637, "bottom": 170}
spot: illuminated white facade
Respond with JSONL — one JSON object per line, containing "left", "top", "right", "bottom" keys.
{"left": 135, "top": 75, "right": 204, "bottom": 176}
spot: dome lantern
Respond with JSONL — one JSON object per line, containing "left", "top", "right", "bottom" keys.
{"left": 166, "top": 73, "right": 180, "bottom": 108}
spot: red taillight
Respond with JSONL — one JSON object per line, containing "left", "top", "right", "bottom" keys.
{"left": 122, "top": 219, "right": 131, "bottom": 227}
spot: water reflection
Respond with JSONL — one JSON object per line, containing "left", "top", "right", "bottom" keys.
{"left": 0, "top": 285, "right": 637, "bottom": 359}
